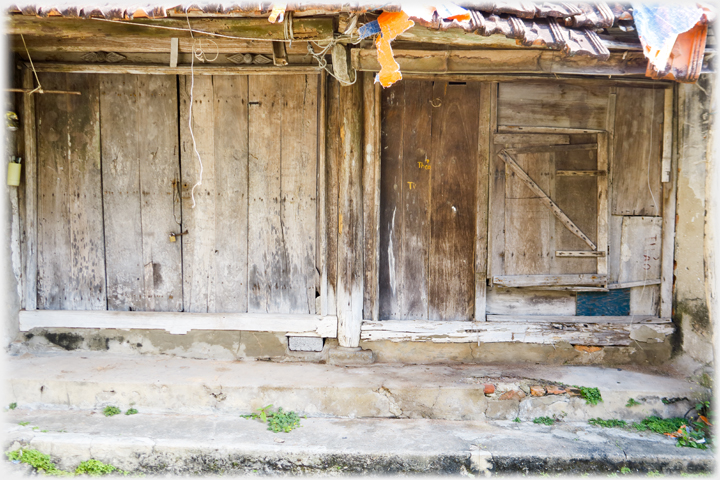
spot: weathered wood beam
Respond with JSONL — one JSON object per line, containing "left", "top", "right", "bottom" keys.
{"left": 360, "top": 319, "right": 674, "bottom": 345}
{"left": 352, "top": 48, "right": 653, "bottom": 76}
{"left": 493, "top": 274, "right": 607, "bottom": 287}
{"left": 660, "top": 85, "right": 679, "bottom": 319}
{"left": 22, "top": 68, "right": 37, "bottom": 311}
{"left": 25, "top": 62, "right": 320, "bottom": 75}
{"left": 19, "top": 310, "right": 338, "bottom": 337}
{"left": 488, "top": 315, "right": 672, "bottom": 324}
{"left": 475, "top": 82, "right": 493, "bottom": 321}
{"left": 555, "top": 170, "right": 606, "bottom": 176}
{"left": 608, "top": 279, "right": 661, "bottom": 289}
{"left": 9, "top": 16, "right": 334, "bottom": 41}
{"left": 555, "top": 251, "right": 606, "bottom": 257}
{"left": 499, "top": 149, "right": 597, "bottom": 250}
{"left": 362, "top": 71, "right": 380, "bottom": 322}
{"left": 336, "top": 75, "right": 364, "bottom": 347}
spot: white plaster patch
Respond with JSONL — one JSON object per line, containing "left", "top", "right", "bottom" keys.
{"left": 469, "top": 447, "right": 493, "bottom": 477}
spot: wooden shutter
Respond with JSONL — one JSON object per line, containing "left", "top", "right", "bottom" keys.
{"left": 489, "top": 133, "right": 608, "bottom": 289}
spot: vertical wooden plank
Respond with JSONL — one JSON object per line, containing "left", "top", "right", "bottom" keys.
{"left": 475, "top": 82, "right": 492, "bottom": 321}
{"left": 318, "top": 72, "right": 328, "bottom": 316}
{"left": 428, "top": 81, "right": 480, "bottom": 321}
{"left": 630, "top": 285, "right": 660, "bottom": 316}
{"left": 378, "top": 81, "right": 405, "bottom": 319}
{"left": 401, "top": 80, "right": 433, "bottom": 320}
{"left": 487, "top": 83, "right": 504, "bottom": 281}
{"left": 660, "top": 85, "right": 678, "bottom": 318}
{"left": 100, "top": 74, "right": 144, "bottom": 311}
{"left": 362, "top": 71, "right": 378, "bottom": 320}
{"left": 22, "top": 67, "right": 37, "bottom": 311}
{"left": 66, "top": 73, "right": 106, "bottom": 309}
{"left": 325, "top": 76, "right": 340, "bottom": 316}
{"left": 612, "top": 87, "right": 663, "bottom": 216}
{"left": 212, "top": 75, "right": 249, "bottom": 313}
{"left": 608, "top": 215, "right": 623, "bottom": 284}
{"left": 248, "top": 75, "right": 283, "bottom": 313}
{"left": 139, "top": 75, "right": 183, "bottom": 312}
{"left": 661, "top": 88, "right": 673, "bottom": 183}
{"left": 37, "top": 73, "right": 70, "bottom": 310}
{"left": 336, "top": 79, "right": 364, "bottom": 345}
{"left": 596, "top": 132, "right": 609, "bottom": 276}
{"left": 180, "top": 75, "right": 216, "bottom": 313}
{"left": 372, "top": 81, "right": 382, "bottom": 322}
{"left": 618, "top": 216, "right": 662, "bottom": 284}
{"left": 280, "top": 74, "right": 318, "bottom": 313}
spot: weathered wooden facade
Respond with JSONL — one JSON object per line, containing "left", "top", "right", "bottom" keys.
{"left": 5, "top": 2, "right": 716, "bottom": 365}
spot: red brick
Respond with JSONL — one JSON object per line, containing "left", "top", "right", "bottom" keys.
{"left": 530, "top": 386, "right": 546, "bottom": 397}
{"left": 483, "top": 384, "right": 495, "bottom": 395}
{"left": 499, "top": 390, "right": 526, "bottom": 401}
{"left": 546, "top": 386, "right": 566, "bottom": 395}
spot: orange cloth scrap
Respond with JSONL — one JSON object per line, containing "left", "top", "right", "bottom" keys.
{"left": 375, "top": 11, "right": 415, "bottom": 88}
{"left": 268, "top": 3, "right": 287, "bottom": 23}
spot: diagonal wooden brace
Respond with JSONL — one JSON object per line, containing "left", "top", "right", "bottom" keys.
{"left": 498, "top": 149, "right": 597, "bottom": 251}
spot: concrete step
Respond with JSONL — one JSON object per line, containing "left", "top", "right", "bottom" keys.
{"left": 6, "top": 351, "right": 707, "bottom": 422}
{"left": 3, "top": 409, "right": 713, "bottom": 476}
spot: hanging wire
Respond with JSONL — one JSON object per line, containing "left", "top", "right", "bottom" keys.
{"left": 20, "top": 34, "right": 43, "bottom": 94}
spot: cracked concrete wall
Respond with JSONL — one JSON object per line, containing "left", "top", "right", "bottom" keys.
{"left": 674, "top": 75, "right": 716, "bottom": 367}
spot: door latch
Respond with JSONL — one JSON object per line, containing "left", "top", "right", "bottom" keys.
{"left": 169, "top": 230, "right": 188, "bottom": 242}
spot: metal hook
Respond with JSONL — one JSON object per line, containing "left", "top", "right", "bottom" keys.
{"left": 430, "top": 98, "right": 442, "bottom": 108}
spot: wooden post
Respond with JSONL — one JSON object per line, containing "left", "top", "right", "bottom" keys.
{"left": 660, "top": 85, "right": 678, "bottom": 319}
{"left": 22, "top": 67, "right": 37, "bottom": 311}
{"left": 475, "top": 82, "right": 492, "bottom": 321}
{"left": 336, "top": 75, "right": 364, "bottom": 347}
{"left": 362, "top": 71, "right": 380, "bottom": 322}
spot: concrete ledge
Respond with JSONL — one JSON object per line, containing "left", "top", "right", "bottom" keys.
{"left": 3, "top": 410, "right": 714, "bottom": 476}
{"left": 327, "top": 346, "right": 375, "bottom": 365}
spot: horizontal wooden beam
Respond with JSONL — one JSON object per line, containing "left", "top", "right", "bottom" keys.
{"left": 25, "top": 62, "right": 320, "bottom": 75}
{"left": 9, "top": 16, "right": 334, "bottom": 41}
{"left": 405, "top": 74, "right": 672, "bottom": 88}
{"left": 555, "top": 250, "right": 606, "bottom": 257}
{"left": 607, "top": 279, "right": 662, "bottom": 289}
{"left": 360, "top": 319, "right": 673, "bottom": 345}
{"left": 19, "top": 310, "right": 338, "bottom": 337}
{"left": 487, "top": 315, "right": 671, "bottom": 324}
{"left": 493, "top": 274, "right": 607, "bottom": 287}
{"left": 507, "top": 143, "right": 597, "bottom": 154}
{"left": 352, "top": 48, "right": 652, "bottom": 76}
{"left": 498, "top": 125, "right": 609, "bottom": 134}
{"left": 555, "top": 170, "right": 606, "bottom": 177}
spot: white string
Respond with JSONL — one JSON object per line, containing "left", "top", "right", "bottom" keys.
{"left": 186, "top": 11, "right": 203, "bottom": 209}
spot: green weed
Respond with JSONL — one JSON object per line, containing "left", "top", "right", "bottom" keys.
{"left": 632, "top": 416, "right": 685, "bottom": 434}
{"left": 621, "top": 467, "right": 631, "bottom": 474}
{"left": 75, "top": 459, "right": 127, "bottom": 476}
{"left": 532, "top": 416, "right": 555, "bottom": 426}
{"left": 241, "top": 405, "right": 302, "bottom": 433}
{"left": 513, "top": 417, "right": 521, "bottom": 423}
{"left": 102, "top": 406, "right": 121, "bottom": 417}
{"left": 6, "top": 448, "right": 70, "bottom": 476}
{"left": 9, "top": 402, "right": 17, "bottom": 410}
{"left": 647, "top": 471, "right": 663, "bottom": 477}
{"left": 125, "top": 408, "right": 138, "bottom": 416}
{"left": 574, "top": 385, "right": 603, "bottom": 405}
{"left": 626, "top": 398, "right": 641, "bottom": 407}
{"left": 18, "top": 421, "right": 30, "bottom": 426}
{"left": 589, "top": 418, "right": 627, "bottom": 428}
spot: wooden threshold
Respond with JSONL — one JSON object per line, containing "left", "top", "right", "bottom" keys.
{"left": 360, "top": 319, "right": 674, "bottom": 345}
{"left": 19, "top": 310, "right": 338, "bottom": 337}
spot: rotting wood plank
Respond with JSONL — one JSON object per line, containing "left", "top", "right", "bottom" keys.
{"left": 19, "top": 310, "right": 338, "bottom": 337}
{"left": 661, "top": 88, "right": 673, "bottom": 183}
{"left": 608, "top": 279, "right": 661, "bottom": 289}
{"left": 352, "top": 48, "right": 651, "bottom": 76}
{"left": 618, "top": 216, "right": 662, "bottom": 285}
{"left": 180, "top": 75, "right": 217, "bottom": 313}
{"left": 247, "top": 75, "right": 283, "bottom": 313}
{"left": 26, "top": 62, "right": 320, "bottom": 76}
{"left": 360, "top": 319, "right": 673, "bottom": 345}
{"left": 318, "top": 72, "right": 328, "bottom": 316}
{"left": 498, "top": 83, "right": 610, "bottom": 130}
{"left": 402, "top": 80, "right": 433, "bottom": 320}
{"left": 498, "top": 126, "right": 605, "bottom": 135}
{"left": 612, "top": 87, "right": 663, "bottom": 216}
{"left": 428, "top": 81, "right": 479, "bottom": 321}
{"left": 100, "top": 74, "right": 145, "bottom": 311}
{"left": 362, "top": 71, "right": 379, "bottom": 320}
{"left": 475, "top": 82, "right": 492, "bottom": 321}
{"left": 22, "top": 67, "right": 38, "bottom": 311}
{"left": 10, "top": 16, "right": 334, "bottom": 41}
{"left": 556, "top": 251, "right": 605, "bottom": 257}
{"left": 486, "top": 288, "right": 576, "bottom": 316}
{"left": 596, "top": 132, "right": 609, "bottom": 277}
{"left": 280, "top": 75, "right": 318, "bottom": 314}
{"left": 488, "top": 315, "right": 670, "bottom": 324}
{"left": 660, "top": 85, "right": 678, "bottom": 318}
{"left": 212, "top": 75, "right": 250, "bottom": 313}
{"left": 493, "top": 274, "right": 607, "bottom": 287}
{"left": 500, "top": 150, "right": 597, "bottom": 251}
{"left": 556, "top": 170, "right": 605, "bottom": 176}
{"left": 325, "top": 76, "right": 340, "bottom": 317}
{"left": 372, "top": 81, "right": 382, "bottom": 322}
{"left": 336, "top": 79, "right": 364, "bottom": 346}
{"left": 379, "top": 81, "right": 405, "bottom": 320}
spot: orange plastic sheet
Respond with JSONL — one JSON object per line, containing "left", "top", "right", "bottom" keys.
{"left": 375, "top": 11, "right": 415, "bottom": 88}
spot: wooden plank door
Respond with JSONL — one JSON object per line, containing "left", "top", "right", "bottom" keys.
{"left": 379, "top": 80, "right": 483, "bottom": 321}
{"left": 489, "top": 133, "right": 609, "bottom": 288}
{"left": 36, "top": 73, "right": 106, "bottom": 310}
{"left": 179, "top": 74, "right": 318, "bottom": 314}
{"left": 100, "top": 74, "right": 183, "bottom": 311}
